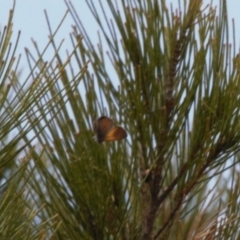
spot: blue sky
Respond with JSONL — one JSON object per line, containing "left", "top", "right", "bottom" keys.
{"left": 1, "top": 0, "right": 240, "bottom": 75}
{"left": 0, "top": 1, "right": 101, "bottom": 76}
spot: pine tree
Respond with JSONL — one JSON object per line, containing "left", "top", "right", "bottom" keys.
{"left": 1, "top": 0, "right": 240, "bottom": 239}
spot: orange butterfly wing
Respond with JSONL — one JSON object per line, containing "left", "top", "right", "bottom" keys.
{"left": 94, "top": 116, "right": 114, "bottom": 143}
{"left": 94, "top": 116, "right": 127, "bottom": 143}
{"left": 104, "top": 126, "right": 127, "bottom": 142}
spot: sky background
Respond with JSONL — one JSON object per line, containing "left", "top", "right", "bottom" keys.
{"left": 1, "top": 0, "right": 240, "bottom": 76}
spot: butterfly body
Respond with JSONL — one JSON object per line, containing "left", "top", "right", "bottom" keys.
{"left": 94, "top": 116, "right": 127, "bottom": 143}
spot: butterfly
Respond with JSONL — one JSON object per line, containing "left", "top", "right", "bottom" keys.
{"left": 94, "top": 116, "right": 127, "bottom": 143}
